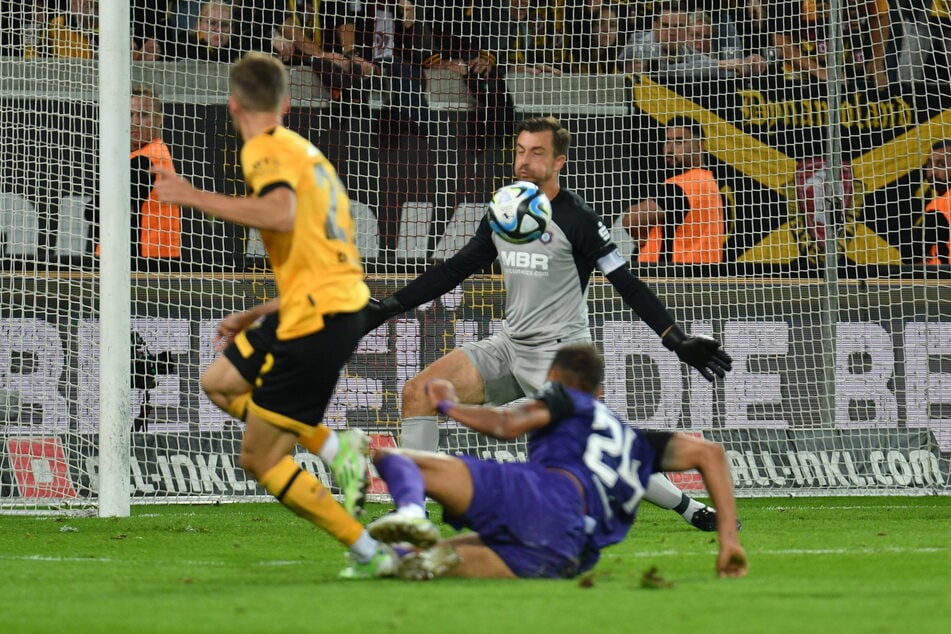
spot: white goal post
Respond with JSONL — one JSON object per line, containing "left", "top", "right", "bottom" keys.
{"left": 0, "top": 1, "right": 949, "bottom": 515}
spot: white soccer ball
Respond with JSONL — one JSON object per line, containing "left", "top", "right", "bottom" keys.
{"left": 487, "top": 181, "right": 552, "bottom": 244}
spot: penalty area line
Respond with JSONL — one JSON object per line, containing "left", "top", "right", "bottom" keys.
{"left": 0, "top": 554, "right": 307, "bottom": 566}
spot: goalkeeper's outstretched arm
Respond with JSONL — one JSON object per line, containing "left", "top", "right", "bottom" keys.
{"left": 364, "top": 224, "right": 498, "bottom": 333}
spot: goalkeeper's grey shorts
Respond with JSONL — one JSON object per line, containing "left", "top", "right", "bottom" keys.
{"left": 461, "top": 330, "right": 590, "bottom": 406}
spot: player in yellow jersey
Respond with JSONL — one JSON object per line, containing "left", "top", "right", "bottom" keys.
{"left": 153, "top": 52, "right": 396, "bottom": 578}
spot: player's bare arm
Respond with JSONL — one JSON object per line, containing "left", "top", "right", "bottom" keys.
{"left": 423, "top": 379, "right": 551, "bottom": 440}
{"left": 151, "top": 167, "right": 296, "bottom": 231}
{"left": 659, "top": 434, "right": 748, "bottom": 578}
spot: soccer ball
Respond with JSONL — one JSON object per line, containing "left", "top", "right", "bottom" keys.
{"left": 487, "top": 181, "right": 552, "bottom": 244}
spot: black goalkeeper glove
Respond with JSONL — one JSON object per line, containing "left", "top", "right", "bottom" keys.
{"left": 662, "top": 324, "right": 733, "bottom": 382}
{"left": 362, "top": 296, "right": 405, "bottom": 335}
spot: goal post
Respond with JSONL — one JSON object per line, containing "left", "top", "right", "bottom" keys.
{"left": 97, "top": 0, "right": 132, "bottom": 518}
{"left": 0, "top": 1, "right": 949, "bottom": 514}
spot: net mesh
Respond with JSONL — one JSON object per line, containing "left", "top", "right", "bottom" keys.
{"left": 0, "top": 1, "right": 949, "bottom": 510}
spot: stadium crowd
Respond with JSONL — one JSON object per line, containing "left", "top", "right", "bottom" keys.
{"left": 1, "top": 1, "right": 949, "bottom": 270}
{"left": 0, "top": 1, "right": 936, "bottom": 91}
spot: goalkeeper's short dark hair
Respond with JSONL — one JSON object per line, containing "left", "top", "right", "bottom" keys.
{"left": 516, "top": 116, "right": 571, "bottom": 158}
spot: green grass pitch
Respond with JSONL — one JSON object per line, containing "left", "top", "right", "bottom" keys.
{"left": 0, "top": 497, "right": 947, "bottom": 634}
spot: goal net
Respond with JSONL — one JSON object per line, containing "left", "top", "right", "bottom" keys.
{"left": 0, "top": 0, "right": 948, "bottom": 512}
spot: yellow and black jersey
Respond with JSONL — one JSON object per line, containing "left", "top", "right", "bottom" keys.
{"left": 241, "top": 126, "right": 369, "bottom": 340}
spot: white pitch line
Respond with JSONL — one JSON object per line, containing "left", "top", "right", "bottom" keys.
{"left": 629, "top": 546, "right": 946, "bottom": 558}
{"left": 1, "top": 555, "right": 115, "bottom": 563}
{"left": 0, "top": 554, "right": 307, "bottom": 567}
{"left": 2, "top": 546, "right": 943, "bottom": 566}
{"left": 760, "top": 505, "right": 950, "bottom": 511}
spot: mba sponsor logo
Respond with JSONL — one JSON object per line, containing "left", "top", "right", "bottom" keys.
{"left": 499, "top": 250, "right": 549, "bottom": 275}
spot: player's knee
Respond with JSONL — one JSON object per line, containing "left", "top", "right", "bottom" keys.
{"left": 401, "top": 374, "right": 433, "bottom": 415}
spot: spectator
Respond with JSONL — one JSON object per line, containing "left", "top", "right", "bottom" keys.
{"left": 728, "top": 0, "right": 773, "bottom": 60}
{"left": 483, "top": 0, "right": 566, "bottom": 76}
{"left": 914, "top": 0, "right": 951, "bottom": 89}
{"left": 45, "top": 0, "right": 98, "bottom": 59}
{"left": 620, "top": 1, "right": 768, "bottom": 78}
{"left": 1, "top": 1, "right": 59, "bottom": 57}
{"left": 920, "top": 139, "right": 951, "bottom": 265}
{"left": 234, "top": 0, "right": 287, "bottom": 58}
{"left": 164, "top": 0, "right": 281, "bottom": 62}
{"left": 769, "top": 0, "right": 893, "bottom": 90}
{"left": 169, "top": 0, "right": 203, "bottom": 32}
{"left": 27, "top": 0, "right": 169, "bottom": 60}
{"left": 621, "top": 116, "right": 726, "bottom": 264}
{"left": 418, "top": 0, "right": 518, "bottom": 146}
{"left": 620, "top": 1, "right": 760, "bottom": 57}
{"left": 89, "top": 86, "right": 182, "bottom": 271}
{"left": 346, "top": 1, "right": 437, "bottom": 113}
{"left": 132, "top": 1, "right": 169, "bottom": 62}
{"left": 892, "top": 1, "right": 928, "bottom": 83}
{"left": 566, "top": 4, "right": 628, "bottom": 74}
{"left": 346, "top": 0, "right": 457, "bottom": 256}
{"left": 279, "top": 0, "right": 393, "bottom": 101}
{"left": 409, "top": 0, "right": 528, "bottom": 254}
{"left": 163, "top": 0, "right": 238, "bottom": 61}
{"left": 622, "top": 1, "right": 694, "bottom": 73}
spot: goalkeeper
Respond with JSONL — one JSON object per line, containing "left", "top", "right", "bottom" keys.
{"left": 368, "top": 343, "right": 748, "bottom": 580}
{"left": 366, "top": 116, "right": 734, "bottom": 531}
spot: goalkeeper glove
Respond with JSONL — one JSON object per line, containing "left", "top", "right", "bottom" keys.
{"left": 363, "top": 296, "right": 405, "bottom": 334}
{"left": 662, "top": 325, "right": 733, "bottom": 382}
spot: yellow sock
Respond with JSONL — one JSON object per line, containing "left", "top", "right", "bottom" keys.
{"left": 259, "top": 455, "right": 363, "bottom": 547}
{"left": 226, "top": 393, "right": 250, "bottom": 420}
{"left": 298, "top": 425, "right": 333, "bottom": 455}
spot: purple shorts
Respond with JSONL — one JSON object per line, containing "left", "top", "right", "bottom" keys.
{"left": 445, "top": 457, "right": 591, "bottom": 579}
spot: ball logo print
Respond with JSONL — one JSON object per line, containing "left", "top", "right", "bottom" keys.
{"left": 487, "top": 181, "right": 552, "bottom": 244}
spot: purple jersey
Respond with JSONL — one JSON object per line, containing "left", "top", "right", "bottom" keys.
{"left": 530, "top": 381, "right": 667, "bottom": 552}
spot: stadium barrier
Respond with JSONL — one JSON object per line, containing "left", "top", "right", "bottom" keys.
{"left": 0, "top": 276, "right": 949, "bottom": 499}
{"left": 3, "top": 52, "right": 951, "bottom": 508}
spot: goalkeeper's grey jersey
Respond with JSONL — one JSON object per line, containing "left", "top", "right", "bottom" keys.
{"left": 391, "top": 187, "right": 674, "bottom": 344}
{"left": 491, "top": 189, "right": 621, "bottom": 344}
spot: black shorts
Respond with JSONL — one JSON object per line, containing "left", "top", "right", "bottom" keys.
{"left": 225, "top": 312, "right": 279, "bottom": 384}
{"left": 223, "top": 310, "right": 367, "bottom": 434}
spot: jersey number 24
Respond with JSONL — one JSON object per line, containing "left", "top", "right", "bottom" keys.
{"left": 583, "top": 403, "right": 646, "bottom": 518}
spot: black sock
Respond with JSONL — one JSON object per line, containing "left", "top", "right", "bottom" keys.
{"left": 673, "top": 493, "right": 691, "bottom": 515}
